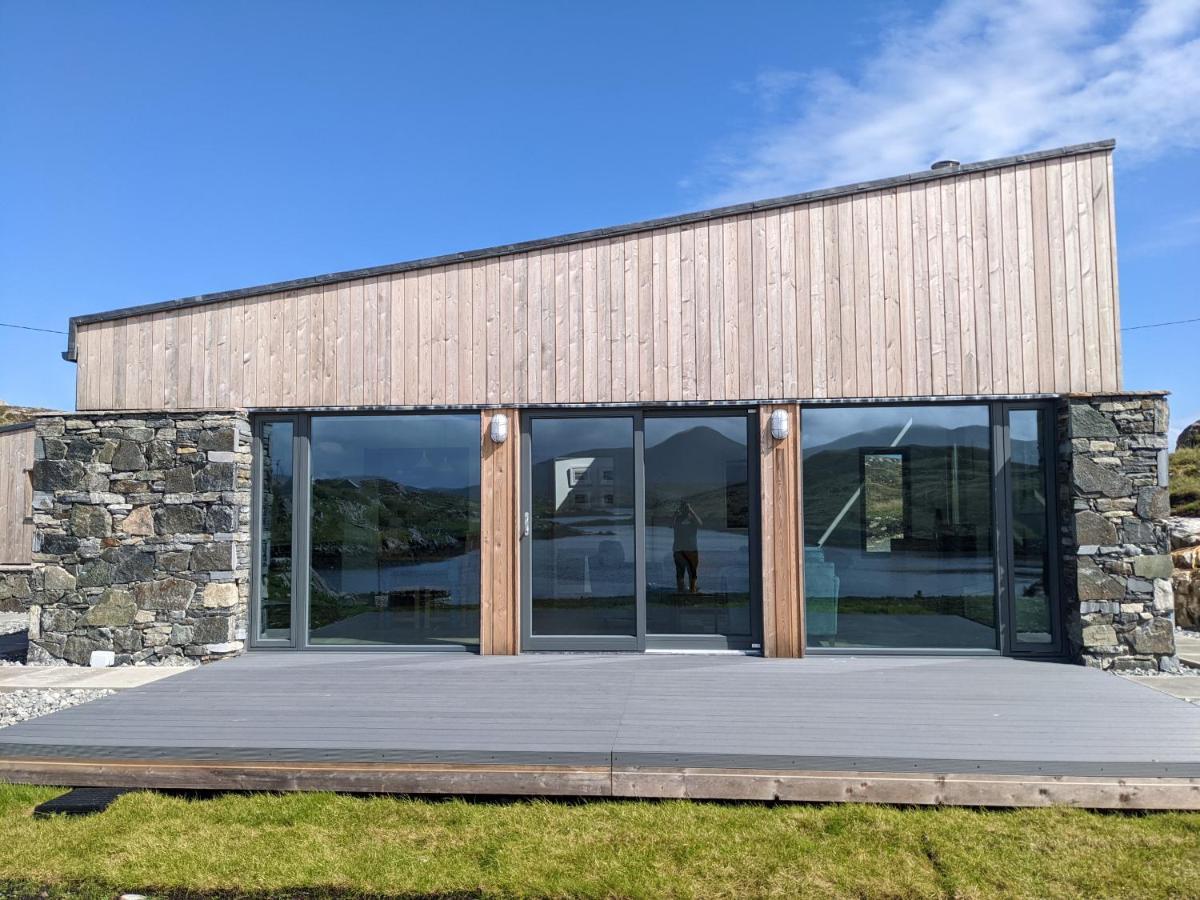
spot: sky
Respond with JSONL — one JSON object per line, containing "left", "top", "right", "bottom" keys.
{"left": 1, "top": 0, "right": 1198, "bottom": 442}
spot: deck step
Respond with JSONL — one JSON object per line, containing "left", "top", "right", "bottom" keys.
{"left": 33, "top": 787, "right": 131, "bottom": 817}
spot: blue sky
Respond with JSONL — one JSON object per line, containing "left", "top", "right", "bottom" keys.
{"left": 2, "top": 1, "right": 1198, "bottom": 441}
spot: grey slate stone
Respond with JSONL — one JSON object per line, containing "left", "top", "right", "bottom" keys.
{"left": 133, "top": 577, "right": 196, "bottom": 611}
{"left": 192, "top": 615, "right": 234, "bottom": 644}
{"left": 76, "top": 559, "right": 115, "bottom": 589}
{"left": 1075, "top": 511, "right": 1117, "bottom": 547}
{"left": 101, "top": 546, "right": 155, "bottom": 583}
{"left": 32, "top": 459, "right": 86, "bottom": 491}
{"left": 1072, "top": 457, "right": 1132, "bottom": 498}
{"left": 110, "top": 441, "right": 147, "bottom": 472}
{"left": 164, "top": 466, "right": 195, "bottom": 493}
{"left": 1137, "top": 487, "right": 1170, "bottom": 520}
{"left": 69, "top": 505, "right": 111, "bottom": 539}
{"left": 82, "top": 588, "right": 137, "bottom": 627}
{"left": 1070, "top": 404, "right": 1119, "bottom": 439}
{"left": 191, "top": 542, "right": 233, "bottom": 572}
{"left": 62, "top": 634, "right": 110, "bottom": 666}
{"left": 155, "top": 505, "right": 205, "bottom": 535}
{"left": 194, "top": 462, "right": 236, "bottom": 491}
{"left": 198, "top": 427, "right": 237, "bottom": 451}
{"left": 1132, "top": 554, "right": 1174, "bottom": 579}
{"left": 1077, "top": 559, "right": 1125, "bottom": 601}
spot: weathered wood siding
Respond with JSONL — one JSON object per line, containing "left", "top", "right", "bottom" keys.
{"left": 479, "top": 409, "right": 519, "bottom": 654}
{"left": 74, "top": 148, "right": 1121, "bottom": 411}
{"left": 759, "top": 406, "right": 803, "bottom": 658}
{"left": 0, "top": 426, "right": 35, "bottom": 566}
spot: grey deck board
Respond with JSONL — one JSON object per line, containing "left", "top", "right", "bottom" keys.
{"left": 1, "top": 654, "right": 1199, "bottom": 776}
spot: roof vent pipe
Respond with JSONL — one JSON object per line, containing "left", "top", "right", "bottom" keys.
{"left": 931, "top": 159, "right": 960, "bottom": 170}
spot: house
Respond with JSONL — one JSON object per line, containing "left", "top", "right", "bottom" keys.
{"left": 7, "top": 139, "right": 1178, "bottom": 670}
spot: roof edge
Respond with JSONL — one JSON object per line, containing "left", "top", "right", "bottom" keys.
{"left": 62, "top": 138, "right": 1115, "bottom": 361}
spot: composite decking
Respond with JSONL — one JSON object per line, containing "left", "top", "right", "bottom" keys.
{"left": 1, "top": 653, "right": 1199, "bottom": 808}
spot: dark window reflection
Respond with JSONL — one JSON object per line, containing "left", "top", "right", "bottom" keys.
{"left": 307, "top": 415, "right": 480, "bottom": 647}
{"left": 258, "top": 421, "right": 293, "bottom": 641}
{"left": 529, "top": 417, "right": 635, "bottom": 637}
{"left": 1010, "top": 410, "right": 1053, "bottom": 644}
{"left": 803, "top": 406, "right": 996, "bottom": 649}
{"left": 644, "top": 416, "right": 752, "bottom": 638}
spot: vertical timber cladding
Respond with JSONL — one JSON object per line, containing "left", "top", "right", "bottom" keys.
{"left": 71, "top": 144, "right": 1123, "bottom": 412}
{"left": 480, "top": 409, "right": 520, "bottom": 654}
{"left": 759, "top": 405, "right": 804, "bottom": 658}
{"left": 0, "top": 425, "right": 35, "bottom": 566}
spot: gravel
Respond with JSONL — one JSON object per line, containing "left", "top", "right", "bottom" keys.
{"left": 0, "top": 687, "right": 113, "bottom": 728}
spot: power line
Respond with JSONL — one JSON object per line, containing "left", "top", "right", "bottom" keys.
{"left": 1122, "top": 316, "right": 1200, "bottom": 332}
{"left": 0, "top": 322, "right": 66, "bottom": 335}
{"left": 0, "top": 313, "right": 1195, "bottom": 339}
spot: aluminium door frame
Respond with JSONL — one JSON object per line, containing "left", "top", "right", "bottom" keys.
{"left": 249, "top": 411, "right": 477, "bottom": 653}
{"left": 994, "top": 400, "right": 1064, "bottom": 658}
{"left": 519, "top": 406, "right": 762, "bottom": 653}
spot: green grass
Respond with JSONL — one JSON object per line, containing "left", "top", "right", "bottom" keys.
{"left": 0, "top": 786, "right": 1198, "bottom": 898}
{"left": 1171, "top": 448, "right": 1200, "bottom": 517}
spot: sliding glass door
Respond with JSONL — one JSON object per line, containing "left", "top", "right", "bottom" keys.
{"left": 251, "top": 412, "right": 482, "bottom": 651}
{"left": 801, "top": 401, "right": 1060, "bottom": 656}
{"left": 522, "top": 410, "right": 758, "bottom": 652}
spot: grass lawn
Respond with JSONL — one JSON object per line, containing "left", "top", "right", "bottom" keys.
{"left": 0, "top": 785, "right": 1197, "bottom": 899}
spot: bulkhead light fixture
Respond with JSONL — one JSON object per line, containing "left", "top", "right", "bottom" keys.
{"left": 490, "top": 412, "right": 509, "bottom": 444}
{"left": 769, "top": 408, "right": 789, "bottom": 441}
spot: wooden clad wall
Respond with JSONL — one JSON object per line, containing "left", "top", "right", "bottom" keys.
{"left": 759, "top": 406, "right": 803, "bottom": 658}
{"left": 479, "top": 409, "right": 519, "bottom": 654}
{"left": 0, "top": 426, "right": 35, "bottom": 566}
{"left": 74, "top": 148, "right": 1121, "bottom": 411}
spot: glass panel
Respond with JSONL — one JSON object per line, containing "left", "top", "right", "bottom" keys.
{"left": 307, "top": 415, "right": 481, "bottom": 647}
{"left": 803, "top": 405, "right": 996, "bottom": 649}
{"left": 257, "top": 421, "right": 293, "bottom": 641}
{"left": 530, "top": 417, "right": 635, "bottom": 637}
{"left": 1009, "top": 409, "right": 1053, "bottom": 644}
{"left": 644, "top": 415, "right": 752, "bottom": 638}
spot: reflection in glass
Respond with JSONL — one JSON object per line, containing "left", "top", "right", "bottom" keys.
{"left": 803, "top": 405, "right": 996, "bottom": 649}
{"left": 644, "top": 416, "right": 751, "bottom": 639}
{"left": 863, "top": 452, "right": 904, "bottom": 553}
{"left": 1009, "top": 410, "right": 1053, "bottom": 644}
{"left": 307, "top": 415, "right": 480, "bottom": 647}
{"left": 530, "top": 417, "right": 635, "bottom": 637}
{"left": 258, "top": 421, "right": 293, "bottom": 641}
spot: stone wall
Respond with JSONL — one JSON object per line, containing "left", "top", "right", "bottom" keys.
{"left": 28, "top": 412, "right": 252, "bottom": 665}
{"left": 1060, "top": 394, "right": 1177, "bottom": 671}
{"left": 0, "top": 569, "right": 33, "bottom": 613}
{"left": 1170, "top": 517, "right": 1200, "bottom": 630}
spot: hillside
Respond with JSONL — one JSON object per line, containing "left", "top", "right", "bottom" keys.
{"left": 0, "top": 401, "right": 55, "bottom": 427}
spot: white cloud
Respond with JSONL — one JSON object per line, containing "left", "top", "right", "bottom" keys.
{"left": 701, "top": 0, "right": 1200, "bottom": 204}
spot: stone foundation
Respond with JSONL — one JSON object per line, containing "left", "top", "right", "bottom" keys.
{"left": 28, "top": 412, "right": 252, "bottom": 665}
{"left": 1060, "top": 394, "right": 1177, "bottom": 670}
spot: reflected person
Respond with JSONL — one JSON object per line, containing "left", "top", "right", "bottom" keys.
{"left": 672, "top": 500, "right": 702, "bottom": 593}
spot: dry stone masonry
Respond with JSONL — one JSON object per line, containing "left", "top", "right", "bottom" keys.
{"left": 1060, "top": 394, "right": 1177, "bottom": 671}
{"left": 28, "top": 412, "right": 252, "bottom": 665}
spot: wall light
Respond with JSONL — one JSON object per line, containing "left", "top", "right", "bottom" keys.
{"left": 490, "top": 413, "right": 509, "bottom": 444}
{"left": 769, "top": 408, "right": 790, "bottom": 441}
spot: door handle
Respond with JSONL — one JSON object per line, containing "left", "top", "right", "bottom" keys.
{"left": 522, "top": 510, "right": 530, "bottom": 538}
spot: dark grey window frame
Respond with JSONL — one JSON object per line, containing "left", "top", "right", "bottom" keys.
{"left": 996, "top": 401, "right": 1063, "bottom": 657}
{"left": 249, "top": 411, "right": 480, "bottom": 653}
{"left": 801, "top": 399, "right": 1064, "bottom": 659}
{"left": 520, "top": 407, "right": 762, "bottom": 654}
